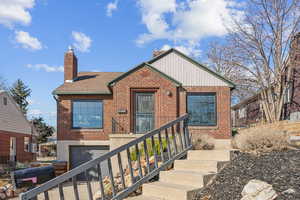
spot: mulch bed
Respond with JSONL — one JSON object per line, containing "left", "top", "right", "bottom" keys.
{"left": 195, "top": 150, "right": 300, "bottom": 200}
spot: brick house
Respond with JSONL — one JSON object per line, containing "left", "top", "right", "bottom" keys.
{"left": 0, "top": 90, "right": 37, "bottom": 163}
{"left": 53, "top": 48, "right": 235, "bottom": 169}
{"left": 232, "top": 32, "right": 300, "bottom": 127}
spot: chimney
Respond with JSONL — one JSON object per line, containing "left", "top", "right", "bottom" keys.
{"left": 64, "top": 46, "right": 78, "bottom": 82}
{"left": 153, "top": 50, "right": 166, "bottom": 57}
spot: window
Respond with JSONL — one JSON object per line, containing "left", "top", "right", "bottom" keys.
{"left": 24, "top": 137, "right": 30, "bottom": 152}
{"left": 187, "top": 93, "right": 216, "bottom": 126}
{"left": 72, "top": 100, "right": 103, "bottom": 129}
{"left": 3, "top": 97, "right": 7, "bottom": 105}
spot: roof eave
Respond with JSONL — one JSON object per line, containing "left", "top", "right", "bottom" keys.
{"left": 52, "top": 91, "right": 112, "bottom": 95}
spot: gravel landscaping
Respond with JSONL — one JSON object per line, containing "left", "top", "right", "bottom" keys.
{"left": 195, "top": 150, "right": 300, "bottom": 200}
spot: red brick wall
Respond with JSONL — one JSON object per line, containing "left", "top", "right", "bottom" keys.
{"left": 57, "top": 66, "right": 232, "bottom": 140}
{"left": 112, "top": 66, "right": 179, "bottom": 132}
{"left": 181, "top": 86, "right": 232, "bottom": 139}
{"left": 64, "top": 51, "right": 78, "bottom": 81}
{"left": 0, "top": 130, "right": 35, "bottom": 163}
{"left": 57, "top": 94, "right": 114, "bottom": 141}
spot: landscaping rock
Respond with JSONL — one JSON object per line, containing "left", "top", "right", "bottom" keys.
{"left": 195, "top": 150, "right": 300, "bottom": 200}
{"left": 241, "top": 179, "right": 277, "bottom": 200}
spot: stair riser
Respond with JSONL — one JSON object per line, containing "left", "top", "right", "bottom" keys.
{"left": 159, "top": 172, "right": 204, "bottom": 188}
{"left": 174, "top": 161, "right": 218, "bottom": 173}
{"left": 143, "top": 184, "right": 200, "bottom": 200}
{"left": 188, "top": 151, "right": 230, "bottom": 161}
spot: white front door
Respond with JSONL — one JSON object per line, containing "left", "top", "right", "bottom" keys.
{"left": 10, "top": 137, "right": 16, "bottom": 161}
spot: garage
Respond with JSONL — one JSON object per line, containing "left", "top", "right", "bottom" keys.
{"left": 69, "top": 145, "right": 109, "bottom": 180}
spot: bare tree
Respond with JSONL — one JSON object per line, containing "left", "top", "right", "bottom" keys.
{"left": 208, "top": 42, "right": 259, "bottom": 102}
{"left": 208, "top": 0, "right": 300, "bottom": 123}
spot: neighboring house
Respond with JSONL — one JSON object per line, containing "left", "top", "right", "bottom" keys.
{"left": 0, "top": 90, "right": 37, "bottom": 163}
{"left": 53, "top": 47, "right": 235, "bottom": 169}
{"left": 232, "top": 32, "right": 300, "bottom": 127}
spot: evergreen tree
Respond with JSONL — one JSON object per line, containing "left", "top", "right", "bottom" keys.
{"left": 10, "top": 79, "right": 31, "bottom": 114}
{"left": 31, "top": 117, "right": 54, "bottom": 144}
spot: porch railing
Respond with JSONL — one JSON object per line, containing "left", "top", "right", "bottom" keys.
{"left": 112, "top": 116, "right": 178, "bottom": 134}
{"left": 20, "top": 114, "right": 191, "bottom": 200}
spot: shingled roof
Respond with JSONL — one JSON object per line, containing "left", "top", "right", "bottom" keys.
{"left": 53, "top": 72, "right": 123, "bottom": 95}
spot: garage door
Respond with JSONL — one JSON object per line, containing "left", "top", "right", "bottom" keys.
{"left": 69, "top": 145, "right": 109, "bottom": 181}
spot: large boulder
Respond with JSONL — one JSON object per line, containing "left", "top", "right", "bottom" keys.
{"left": 241, "top": 180, "right": 277, "bottom": 200}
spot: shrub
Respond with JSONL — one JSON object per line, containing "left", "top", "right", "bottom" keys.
{"left": 130, "top": 138, "right": 168, "bottom": 161}
{"left": 192, "top": 134, "right": 215, "bottom": 150}
{"left": 233, "top": 130, "right": 289, "bottom": 155}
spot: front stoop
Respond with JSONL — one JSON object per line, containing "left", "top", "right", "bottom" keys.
{"left": 126, "top": 149, "right": 232, "bottom": 200}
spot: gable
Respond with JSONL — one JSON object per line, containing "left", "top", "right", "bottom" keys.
{"left": 149, "top": 50, "right": 235, "bottom": 88}
{"left": 0, "top": 91, "right": 32, "bottom": 135}
{"left": 108, "top": 63, "right": 181, "bottom": 87}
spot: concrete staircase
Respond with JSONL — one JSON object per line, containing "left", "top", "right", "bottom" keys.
{"left": 126, "top": 140, "right": 232, "bottom": 200}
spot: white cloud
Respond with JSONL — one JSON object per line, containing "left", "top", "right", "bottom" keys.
{"left": 27, "top": 64, "right": 64, "bottom": 72}
{"left": 136, "top": 0, "right": 244, "bottom": 45}
{"left": 106, "top": 0, "right": 118, "bottom": 17}
{"left": 161, "top": 44, "right": 201, "bottom": 57}
{"left": 28, "top": 109, "right": 42, "bottom": 116}
{"left": 136, "top": 0, "right": 176, "bottom": 45}
{"left": 72, "top": 31, "right": 92, "bottom": 52}
{"left": 15, "top": 30, "right": 43, "bottom": 50}
{"left": 0, "top": 0, "right": 35, "bottom": 27}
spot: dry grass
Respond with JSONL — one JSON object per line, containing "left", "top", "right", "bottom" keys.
{"left": 192, "top": 134, "right": 215, "bottom": 150}
{"left": 232, "top": 129, "right": 290, "bottom": 155}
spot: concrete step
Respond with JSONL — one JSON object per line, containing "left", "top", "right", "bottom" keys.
{"left": 174, "top": 160, "right": 218, "bottom": 173}
{"left": 159, "top": 170, "right": 204, "bottom": 188}
{"left": 187, "top": 150, "right": 231, "bottom": 161}
{"left": 214, "top": 139, "right": 232, "bottom": 150}
{"left": 125, "top": 195, "right": 163, "bottom": 200}
{"left": 142, "top": 181, "right": 200, "bottom": 200}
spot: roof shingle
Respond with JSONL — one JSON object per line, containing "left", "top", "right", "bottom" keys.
{"left": 53, "top": 72, "right": 123, "bottom": 95}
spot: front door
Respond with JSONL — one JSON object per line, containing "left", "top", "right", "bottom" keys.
{"left": 10, "top": 137, "right": 16, "bottom": 162}
{"left": 134, "top": 92, "right": 155, "bottom": 133}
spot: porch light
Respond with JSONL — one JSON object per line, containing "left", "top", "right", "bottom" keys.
{"left": 166, "top": 90, "right": 172, "bottom": 97}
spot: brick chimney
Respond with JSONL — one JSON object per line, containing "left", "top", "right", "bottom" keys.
{"left": 64, "top": 46, "right": 78, "bottom": 82}
{"left": 153, "top": 50, "right": 166, "bottom": 57}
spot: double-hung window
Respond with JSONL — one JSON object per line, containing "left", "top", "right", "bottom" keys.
{"left": 72, "top": 100, "right": 103, "bottom": 129}
{"left": 187, "top": 93, "right": 217, "bottom": 126}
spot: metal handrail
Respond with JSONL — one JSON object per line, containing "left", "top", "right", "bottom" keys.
{"left": 20, "top": 114, "right": 191, "bottom": 200}
{"left": 112, "top": 116, "right": 179, "bottom": 134}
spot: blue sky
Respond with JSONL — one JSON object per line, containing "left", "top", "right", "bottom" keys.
{"left": 0, "top": 0, "right": 243, "bottom": 127}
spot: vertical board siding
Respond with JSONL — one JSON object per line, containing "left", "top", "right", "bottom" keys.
{"left": 0, "top": 92, "right": 31, "bottom": 135}
{"left": 151, "top": 52, "right": 229, "bottom": 87}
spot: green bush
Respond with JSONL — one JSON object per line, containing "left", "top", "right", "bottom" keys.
{"left": 130, "top": 137, "right": 169, "bottom": 161}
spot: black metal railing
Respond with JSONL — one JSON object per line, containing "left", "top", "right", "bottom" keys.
{"left": 112, "top": 116, "right": 179, "bottom": 134}
{"left": 20, "top": 114, "right": 191, "bottom": 200}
